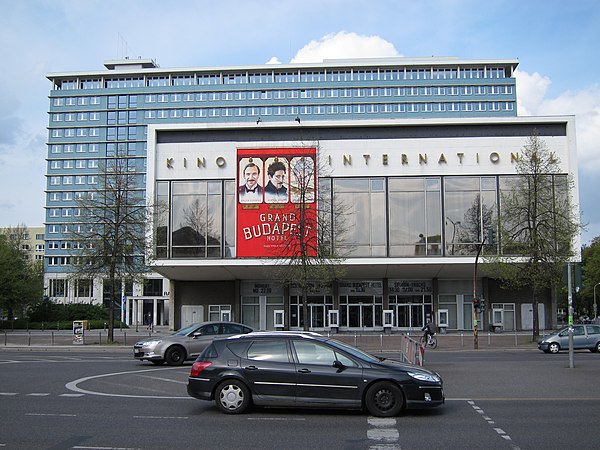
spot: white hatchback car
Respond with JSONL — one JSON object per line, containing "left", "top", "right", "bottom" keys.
{"left": 538, "top": 324, "right": 600, "bottom": 354}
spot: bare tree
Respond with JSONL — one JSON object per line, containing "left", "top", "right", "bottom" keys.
{"left": 271, "top": 146, "right": 351, "bottom": 330}
{"left": 483, "top": 132, "right": 580, "bottom": 339}
{"left": 70, "top": 159, "right": 152, "bottom": 342}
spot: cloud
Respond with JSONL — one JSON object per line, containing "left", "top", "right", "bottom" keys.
{"left": 516, "top": 70, "right": 600, "bottom": 175}
{"left": 290, "top": 31, "right": 401, "bottom": 64}
{"left": 515, "top": 70, "right": 552, "bottom": 116}
{"left": 265, "top": 56, "right": 281, "bottom": 65}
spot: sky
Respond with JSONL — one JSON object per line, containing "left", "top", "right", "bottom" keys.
{"left": 1, "top": 0, "right": 599, "bottom": 245}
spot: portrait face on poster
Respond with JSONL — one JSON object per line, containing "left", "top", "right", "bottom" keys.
{"left": 237, "top": 157, "right": 264, "bottom": 204}
{"left": 236, "top": 148, "right": 317, "bottom": 258}
{"left": 264, "top": 157, "right": 289, "bottom": 204}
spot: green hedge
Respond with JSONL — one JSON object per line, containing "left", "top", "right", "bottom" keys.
{"left": 0, "top": 319, "right": 128, "bottom": 330}
{"left": 1, "top": 303, "right": 129, "bottom": 330}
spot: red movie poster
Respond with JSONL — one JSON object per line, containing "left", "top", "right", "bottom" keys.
{"left": 237, "top": 147, "right": 317, "bottom": 258}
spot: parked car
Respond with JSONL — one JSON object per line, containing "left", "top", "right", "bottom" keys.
{"left": 538, "top": 324, "right": 600, "bottom": 353}
{"left": 187, "top": 331, "right": 444, "bottom": 417}
{"left": 134, "top": 321, "right": 254, "bottom": 366}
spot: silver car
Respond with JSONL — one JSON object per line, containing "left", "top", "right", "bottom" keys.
{"left": 538, "top": 324, "right": 600, "bottom": 354}
{"left": 134, "top": 321, "right": 254, "bottom": 365}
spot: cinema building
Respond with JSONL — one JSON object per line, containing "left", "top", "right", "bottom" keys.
{"left": 45, "top": 57, "right": 580, "bottom": 333}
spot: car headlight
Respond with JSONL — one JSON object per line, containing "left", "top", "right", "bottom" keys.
{"left": 407, "top": 371, "right": 440, "bottom": 383}
{"left": 141, "top": 340, "right": 162, "bottom": 348}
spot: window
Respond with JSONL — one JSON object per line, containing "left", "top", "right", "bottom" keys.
{"left": 170, "top": 180, "right": 224, "bottom": 258}
{"left": 334, "top": 178, "right": 386, "bottom": 257}
{"left": 292, "top": 340, "right": 336, "bottom": 365}
{"left": 247, "top": 340, "right": 289, "bottom": 362}
{"left": 143, "top": 279, "right": 163, "bottom": 296}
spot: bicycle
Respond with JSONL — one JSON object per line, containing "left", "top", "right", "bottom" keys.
{"left": 420, "top": 333, "right": 437, "bottom": 349}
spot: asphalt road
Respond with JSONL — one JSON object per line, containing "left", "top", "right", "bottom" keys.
{"left": 1, "top": 347, "right": 599, "bottom": 449}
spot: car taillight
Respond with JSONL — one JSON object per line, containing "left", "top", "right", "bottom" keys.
{"left": 190, "top": 361, "right": 212, "bottom": 377}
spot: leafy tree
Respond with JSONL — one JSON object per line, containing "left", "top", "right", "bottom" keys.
{"left": 0, "top": 226, "right": 43, "bottom": 319}
{"left": 70, "top": 159, "right": 152, "bottom": 342}
{"left": 483, "top": 132, "right": 580, "bottom": 339}
{"left": 581, "top": 237, "right": 600, "bottom": 317}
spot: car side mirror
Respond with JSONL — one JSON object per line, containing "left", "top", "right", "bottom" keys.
{"left": 192, "top": 331, "right": 202, "bottom": 338}
{"left": 333, "top": 360, "right": 345, "bottom": 371}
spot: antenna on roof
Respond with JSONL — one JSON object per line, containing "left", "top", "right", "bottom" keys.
{"left": 117, "top": 33, "right": 137, "bottom": 60}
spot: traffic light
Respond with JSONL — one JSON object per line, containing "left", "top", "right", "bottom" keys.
{"left": 479, "top": 298, "right": 485, "bottom": 311}
{"left": 486, "top": 228, "right": 497, "bottom": 245}
{"left": 473, "top": 297, "right": 480, "bottom": 310}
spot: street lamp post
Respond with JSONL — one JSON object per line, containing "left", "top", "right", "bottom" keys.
{"left": 594, "top": 282, "right": 600, "bottom": 321}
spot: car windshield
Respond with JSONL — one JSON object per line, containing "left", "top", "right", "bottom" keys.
{"left": 173, "top": 323, "right": 202, "bottom": 336}
{"left": 326, "top": 338, "right": 380, "bottom": 363}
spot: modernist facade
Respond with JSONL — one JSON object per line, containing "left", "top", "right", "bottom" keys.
{"left": 45, "top": 56, "right": 579, "bottom": 332}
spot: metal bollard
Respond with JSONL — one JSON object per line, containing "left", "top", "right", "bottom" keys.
{"left": 51, "top": 331, "right": 54, "bottom": 346}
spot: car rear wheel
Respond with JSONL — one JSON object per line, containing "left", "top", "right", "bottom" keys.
{"left": 164, "top": 346, "right": 186, "bottom": 366}
{"left": 591, "top": 342, "right": 600, "bottom": 353}
{"left": 365, "top": 381, "right": 404, "bottom": 417}
{"left": 215, "top": 380, "right": 251, "bottom": 414}
{"left": 548, "top": 342, "right": 560, "bottom": 354}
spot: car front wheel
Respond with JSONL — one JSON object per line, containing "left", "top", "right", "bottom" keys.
{"left": 164, "top": 346, "right": 186, "bottom": 366}
{"left": 548, "top": 342, "right": 560, "bottom": 354}
{"left": 215, "top": 380, "right": 251, "bottom": 414}
{"left": 365, "top": 381, "right": 404, "bottom": 417}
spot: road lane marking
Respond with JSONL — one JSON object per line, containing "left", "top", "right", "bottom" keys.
{"left": 26, "top": 413, "right": 77, "bottom": 417}
{"left": 138, "top": 374, "right": 187, "bottom": 384}
{"left": 133, "top": 415, "right": 189, "bottom": 420}
{"left": 247, "top": 417, "right": 306, "bottom": 421}
{"left": 367, "top": 416, "right": 400, "bottom": 449}
{"left": 65, "top": 366, "right": 192, "bottom": 399}
{"left": 468, "top": 400, "right": 521, "bottom": 450}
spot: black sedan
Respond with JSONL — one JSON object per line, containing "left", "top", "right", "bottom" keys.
{"left": 187, "top": 331, "right": 444, "bottom": 417}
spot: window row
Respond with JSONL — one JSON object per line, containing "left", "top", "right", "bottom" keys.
{"left": 52, "top": 96, "right": 101, "bottom": 106}
{"left": 50, "top": 128, "right": 100, "bottom": 138}
{"left": 56, "top": 67, "right": 509, "bottom": 90}
{"left": 143, "top": 101, "right": 515, "bottom": 119}
{"left": 49, "top": 126, "right": 139, "bottom": 140}
{"left": 154, "top": 174, "right": 566, "bottom": 260}
{"left": 49, "top": 159, "right": 99, "bottom": 170}
{"left": 143, "top": 85, "right": 513, "bottom": 104}
{"left": 48, "top": 208, "right": 82, "bottom": 218}
{"left": 49, "top": 142, "right": 144, "bottom": 155}
{"left": 48, "top": 191, "right": 97, "bottom": 202}
{"left": 49, "top": 175, "right": 99, "bottom": 186}
{"left": 51, "top": 83, "right": 513, "bottom": 113}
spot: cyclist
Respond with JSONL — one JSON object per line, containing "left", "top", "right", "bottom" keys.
{"left": 422, "top": 318, "right": 438, "bottom": 343}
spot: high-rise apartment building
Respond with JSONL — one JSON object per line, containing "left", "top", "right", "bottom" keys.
{"left": 45, "top": 57, "right": 578, "bottom": 332}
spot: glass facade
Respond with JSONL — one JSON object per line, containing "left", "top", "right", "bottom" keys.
{"left": 155, "top": 175, "right": 569, "bottom": 260}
